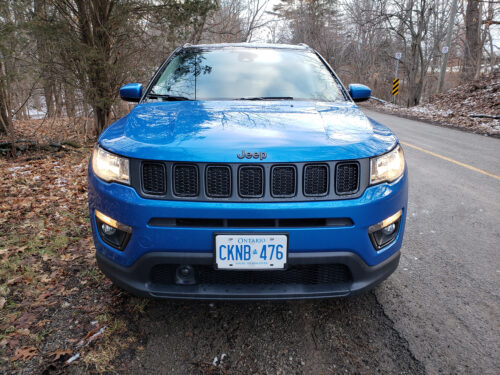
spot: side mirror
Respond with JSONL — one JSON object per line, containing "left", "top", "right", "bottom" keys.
{"left": 119, "top": 83, "right": 143, "bottom": 102}
{"left": 348, "top": 84, "right": 371, "bottom": 102}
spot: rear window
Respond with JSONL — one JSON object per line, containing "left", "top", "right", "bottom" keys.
{"left": 149, "top": 47, "right": 346, "bottom": 102}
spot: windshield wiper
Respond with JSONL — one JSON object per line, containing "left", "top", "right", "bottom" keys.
{"left": 238, "top": 96, "right": 294, "bottom": 100}
{"left": 147, "top": 93, "right": 191, "bottom": 101}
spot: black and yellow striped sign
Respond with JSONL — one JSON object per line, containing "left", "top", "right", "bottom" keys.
{"left": 392, "top": 78, "right": 400, "bottom": 96}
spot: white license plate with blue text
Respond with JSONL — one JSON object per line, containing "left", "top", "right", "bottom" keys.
{"left": 215, "top": 234, "right": 288, "bottom": 270}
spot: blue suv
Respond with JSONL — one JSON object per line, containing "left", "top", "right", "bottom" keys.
{"left": 88, "top": 43, "right": 408, "bottom": 300}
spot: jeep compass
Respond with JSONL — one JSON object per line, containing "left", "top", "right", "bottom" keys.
{"left": 88, "top": 43, "right": 408, "bottom": 300}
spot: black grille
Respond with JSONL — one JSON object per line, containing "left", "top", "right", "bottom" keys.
{"left": 142, "top": 162, "right": 166, "bottom": 194}
{"left": 151, "top": 264, "right": 352, "bottom": 286}
{"left": 304, "top": 164, "right": 328, "bottom": 196}
{"left": 174, "top": 164, "right": 199, "bottom": 196}
{"left": 271, "top": 166, "right": 296, "bottom": 197}
{"left": 239, "top": 166, "right": 264, "bottom": 197}
{"left": 336, "top": 163, "right": 359, "bottom": 194}
{"left": 134, "top": 159, "right": 366, "bottom": 202}
{"left": 206, "top": 166, "right": 231, "bottom": 197}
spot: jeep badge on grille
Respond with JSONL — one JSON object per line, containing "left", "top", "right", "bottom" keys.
{"left": 237, "top": 150, "right": 267, "bottom": 160}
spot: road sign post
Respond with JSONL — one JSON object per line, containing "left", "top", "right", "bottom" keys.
{"left": 393, "top": 53, "right": 401, "bottom": 104}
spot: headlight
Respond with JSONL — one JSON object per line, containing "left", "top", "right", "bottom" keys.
{"left": 92, "top": 145, "right": 130, "bottom": 184}
{"left": 370, "top": 144, "right": 405, "bottom": 185}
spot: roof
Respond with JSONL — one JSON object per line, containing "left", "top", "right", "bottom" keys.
{"left": 183, "top": 42, "right": 310, "bottom": 50}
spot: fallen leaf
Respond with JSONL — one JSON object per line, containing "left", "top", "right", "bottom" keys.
{"left": 0, "top": 297, "right": 5, "bottom": 309}
{"left": 37, "top": 292, "right": 51, "bottom": 301}
{"left": 14, "top": 312, "right": 37, "bottom": 329}
{"left": 7, "top": 276, "right": 22, "bottom": 285}
{"left": 10, "top": 346, "right": 38, "bottom": 361}
{"left": 8, "top": 339, "right": 20, "bottom": 350}
{"left": 16, "top": 246, "right": 27, "bottom": 254}
{"left": 60, "top": 253, "right": 72, "bottom": 261}
{"left": 12, "top": 328, "right": 30, "bottom": 336}
{"left": 50, "top": 349, "right": 72, "bottom": 361}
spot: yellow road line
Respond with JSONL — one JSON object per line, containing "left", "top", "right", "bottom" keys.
{"left": 400, "top": 141, "right": 500, "bottom": 181}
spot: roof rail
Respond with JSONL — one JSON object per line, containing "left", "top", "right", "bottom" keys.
{"left": 298, "top": 43, "right": 309, "bottom": 48}
{"left": 183, "top": 43, "right": 192, "bottom": 48}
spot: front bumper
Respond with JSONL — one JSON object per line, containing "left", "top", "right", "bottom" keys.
{"left": 96, "top": 249, "right": 400, "bottom": 300}
{"left": 88, "top": 168, "right": 408, "bottom": 300}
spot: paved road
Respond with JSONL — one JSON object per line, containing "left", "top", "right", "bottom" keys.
{"left": 128, "top": 110, "right": 499, "bottom": 374}
{"left": 363, "top": 109, "right": 500, "bottom": 375}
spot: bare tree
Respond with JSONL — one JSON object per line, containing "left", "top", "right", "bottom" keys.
{"left": 242, "top": 0, "right": 270, "bottom": 41}
{"left": 385, "top": 0, "right": 436, "bottom": 106}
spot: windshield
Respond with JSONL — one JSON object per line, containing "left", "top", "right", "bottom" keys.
{"left": 149, "top": 47, "right": 346, "bottom": 102}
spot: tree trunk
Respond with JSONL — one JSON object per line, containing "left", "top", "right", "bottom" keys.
{"left": 43, "top": 82, "right": 55, "bottom": 117}
{"left": 75, "top": 0, "right": 115, "bottom": 136}
{"left": 407, "top": 39, "right": 421, "bottom": 107}
{"left": 0, "top": 83, "right": 12, "bottom": 135}
{"left": 54, "top": 83, "right": 63, "bottom": 117}
{"left": 64, "top": 84, "right": 76, "bottom": 118}
{"left": 0, "top": 61, "right": 15, "bottom": 156}
{"left": 93, "top": 106, "right": 110, "bottom": 135}
{"left": 34, "top": 0, "right": 57, "bottom": 118}
{"left": 462, "top": 0, "right": 481, "bottom": 81}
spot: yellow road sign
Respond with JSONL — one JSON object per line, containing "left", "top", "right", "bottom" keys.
{"left": 392, "top": 78, "right": 399, "bottom": 96}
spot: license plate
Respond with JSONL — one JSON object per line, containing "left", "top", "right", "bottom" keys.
{"left": 215, "top": 234, "right": 288, "bottom": 270}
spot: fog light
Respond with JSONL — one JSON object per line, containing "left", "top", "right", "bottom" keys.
{"left": 102, "top": 223, "right": 116, "bottom": 236}
{"left": 382, "top": 223, "right": 396, "bottom": 235}
{"left": 368, "top": 210, "right": 402, "bottom": 250}
{"left": 95, "top": 210, "right": 131, "bottom": 250}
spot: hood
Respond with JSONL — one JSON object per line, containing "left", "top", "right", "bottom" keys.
{"left": 99, "top": 100, "right": 397, "bottom": 162}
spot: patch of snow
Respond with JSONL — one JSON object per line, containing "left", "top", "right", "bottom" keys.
{"left": 55, "top": 177, "right": 67, "bottom": 186}
{"left": 66, "top": 353, "right": 80, "bottom": 364}
{"left": 27, "top": 107, "right": 46, "bottom": 120}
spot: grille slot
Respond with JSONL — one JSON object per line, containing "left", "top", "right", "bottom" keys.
{"left": 206, "top": 166, "right": 231, "bottom": 197}
{"left": 151, "top": 264, "right": 352, "bottom": 286}
{"left": 142, "top": 162, "right": 166, "bottom": 195}
{"left": 336, "top": 162, "right": 359, "bottom": 194}
{"left": 304, "top": 164, "right": 328, "bottom": 196}
{"left": 173, "top": 164, "right": 199, "bottom": 197}
{"left": 239, "top": 166, "right": 264, "bottom": 198}
{"left": 271, "top": 166, "right": 296, "bottom": 197}
{"left": 148, "top": 217, "right": 353, "bottom": 228}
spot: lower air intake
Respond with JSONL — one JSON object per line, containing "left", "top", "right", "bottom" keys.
{"left": 150, "top": 264, "right": 352, "bottom": 286}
